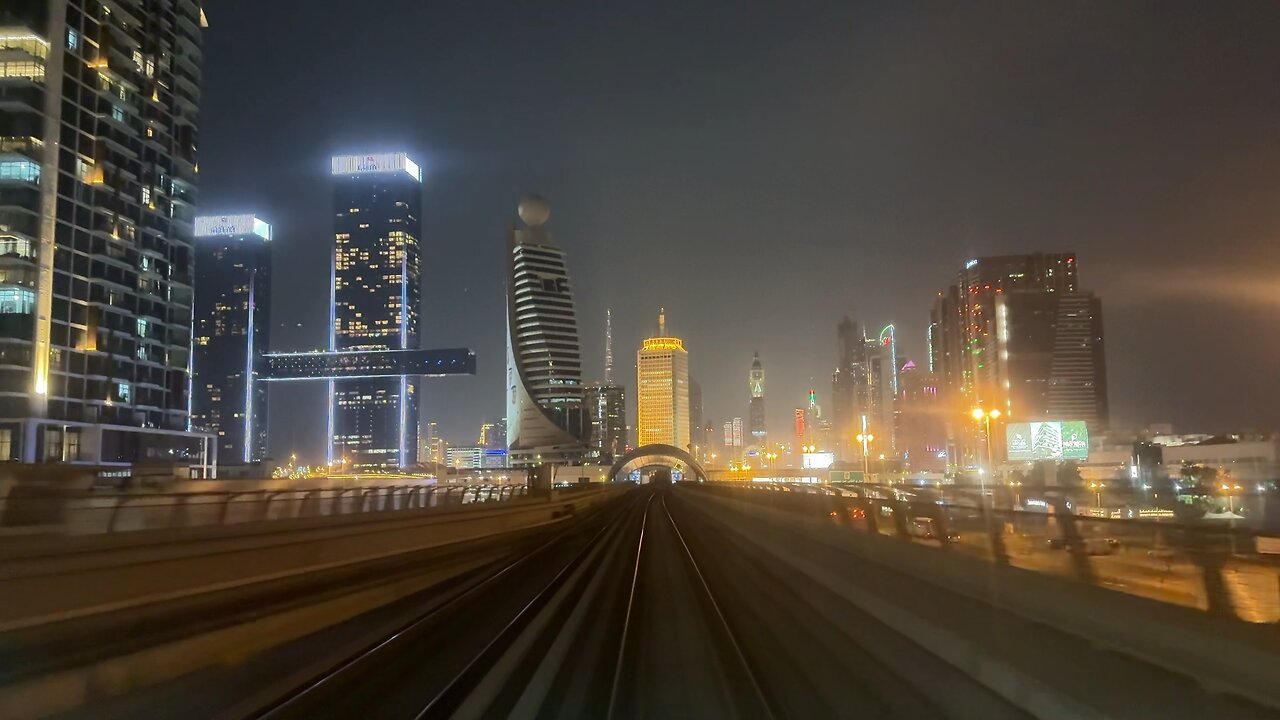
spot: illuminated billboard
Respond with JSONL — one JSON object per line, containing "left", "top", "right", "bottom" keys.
{"left": 330, "top": 152, "right": 422, "bottom": 182}
{"left": 1006, "top": 421, "right": 1089, "bottom": 461}
{"left": 802, "top": 451, "right": 835, "bottom": 469}
{"left": 194, "top": 214, "right": 271, "bottom": 240}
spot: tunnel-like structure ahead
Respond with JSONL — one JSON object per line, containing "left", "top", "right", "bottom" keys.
{"left": 608, "top": 444, "right": 709, "bottom": 483}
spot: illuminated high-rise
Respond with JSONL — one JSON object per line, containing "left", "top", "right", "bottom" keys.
{"left": 193, "top": 215, "right": 272, "bottom": 465}
{"left": 328, "top": 153, "right": 423, "bottom": 471}
{"left": 636, "top": 309, "right": 689, "bottom": 449}
{"left": 748, "top": 352, "right": 765, "bottom": 445}
{"left": 505, "top": 195, "right": 587, "bottom": 467}
{"left": 831, "top": 318, "right": 898, "bottom": 460}
{"left": 930, "top": 253, "right": 1109, "bottom": 466}
{"left": 0, "top": 4, "right": 212, "bottom": 465}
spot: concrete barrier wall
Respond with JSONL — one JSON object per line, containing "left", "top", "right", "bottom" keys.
{"left": 0, "top": 487, "right": 621, "bottom": 629}
{"left": 688, "top": 486, "right": 1280, "bottom": 712}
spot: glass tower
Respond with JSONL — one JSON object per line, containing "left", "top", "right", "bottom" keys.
{"left": 193, "top": 214, "right": 271, "bottom": 465}
{"left": 328, "top": 153, "right": 422, "bottom": 471}
{"left": 0, "top": 2, "right": 209, "bottom": 465}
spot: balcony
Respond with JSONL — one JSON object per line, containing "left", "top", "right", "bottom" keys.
{"left": 0, "top": 136, "right": 42, "bottom": 161}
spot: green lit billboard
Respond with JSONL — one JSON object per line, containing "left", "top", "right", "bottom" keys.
{"left": 1005, "top": 421, "right": 1089, "bottom": 461}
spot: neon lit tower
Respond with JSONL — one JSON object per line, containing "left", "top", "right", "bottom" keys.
{"left": 328, "top": 153, "right": 423, "bottom": 471}
{"left": 193, "top": 215, "right": 273, "bottom": 465}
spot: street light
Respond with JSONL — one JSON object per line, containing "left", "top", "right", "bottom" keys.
{"left": 1008, "top": 479, "right": 1023, "bottom": 507}
{"left": 1221, "top": 483, "right": 1243, "bottom": 513}
{"left": 970, "top": 408, "right": 1001, "bottom": 488}
{"left": 1089, "top": 481, "right": 1106, "bottom": 509}
{"left": 855, "top": 432, "right": 874, "bottom": 478}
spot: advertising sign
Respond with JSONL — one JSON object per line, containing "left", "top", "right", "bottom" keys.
{"left": 194, "top": 214, "right": 270, "bottom": 239}
{"left": 802, "top": 451, "right": 835, "bottom": 469}
{"left": 1005, "top": 421, "right": 1090, "bottom": 461}
{"left": 330, "top": 152, "right": 422, "bottom": 181}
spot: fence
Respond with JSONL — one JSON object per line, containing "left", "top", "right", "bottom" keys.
{"left": 0, "top": 483, "right": 530, "bottom": 536}
{"left": 696, "top": 481, "right": 1280, "bottom": 624}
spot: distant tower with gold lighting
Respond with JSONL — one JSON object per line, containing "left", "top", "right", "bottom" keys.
{"left": 636, "top": 308, "right": 690, "bottom": 449}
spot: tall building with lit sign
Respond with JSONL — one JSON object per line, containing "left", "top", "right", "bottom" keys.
{"left": 636, "top": 309, "right": 689, "bottom": 449}
{"left": 930, "top": 253, "right": 1108, "bottom": 467}
{"left": 505, "top": 195, "right": 588, "bottom": 467}
{"left": 329, "top": 152, "right": 423, "bottom": 471}
{"left": 0, "top": 5, "right": 213, "bottom": 466}
{"left": 193, "top": 215, "right": 272, "bottom": 465}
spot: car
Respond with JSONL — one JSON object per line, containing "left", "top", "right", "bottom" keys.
{"left": 1083, "top": 538, "right": 1115, "bottom": 556}
{"left": 1046, "top": 537, "right": 1068, "bottom": 550}
{"left": 908, "top": 517, "right": 952, "bottom": 541}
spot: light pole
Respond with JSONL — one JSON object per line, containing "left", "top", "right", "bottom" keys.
{"left": 855, "top": 432, "right": 874, "bottom": 478}
{"left": 1221, "top": 483, "right": 1242, "bottom": 513}
{"left": 970, "top": 408, "right": 1001, "bottom": 492}
{"left": 1089, "top": 481, "right": 1106, "bottom": 509}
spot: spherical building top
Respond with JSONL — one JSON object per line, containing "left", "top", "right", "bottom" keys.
{"left": 518, "top": 194, "right": 551, "bottom": 227}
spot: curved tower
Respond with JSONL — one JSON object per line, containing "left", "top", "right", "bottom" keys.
{"left": 505, "top": 195, "right": 587, "bottom": 467}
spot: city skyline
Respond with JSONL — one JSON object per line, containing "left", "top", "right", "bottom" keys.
{"left": 192, "top": 2, "right": 1280, "bottom": 460}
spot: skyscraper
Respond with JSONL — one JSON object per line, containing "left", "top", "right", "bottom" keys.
{"left": 831, "top": 318, "right": 898, "bottom": 461}
{"left": 505, "top": 195, "right": 587, "bottom": 467}
{"left": 478, "top": 419, "right": 507, "bottom": 450}
{"left": 420, "top": 421, "right": 443, "bottom": 466}
{"left": 0, "top": 5, "right": 211, "bottom": 465}
{"left": 748, "top": 352, "right": 766, "bottom": 446}
{"left": 897, "top": 359, "right": 947, "bottom": 472}
{"left": 329, "top": 153, "right": 423, "bottom": 471}
{"left": 930, "top": 253, "right": 1108, "bottom": 466}
{"left": 193, "top": 215, "right": 272, "bottom": 465}
{"left": 585, "top": 308, "right": 627, "bottom": 461}
{"left": 585, "top": 383, "right": 626, "bottom": 460}
{"left": 689, "top": 378, "right": 704, "bottom": 459}
{"left": 995, "top": 291, "right": 1108, "bottom": 426}
{"left": 636, "top": 308, "right": 689, "bottom": 449}
{"left": 831, "top": 318, "right": 865, "bottom": 460}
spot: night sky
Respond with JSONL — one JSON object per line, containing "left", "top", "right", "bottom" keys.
{"left": 198, "top": 1, "right": 1280, "bottom": 463}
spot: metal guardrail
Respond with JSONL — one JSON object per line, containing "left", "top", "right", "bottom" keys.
{"left": 698, "top": 482, "right": 1280, "bottom": 624}
{"left": 0, "top": 484, "right": 530, "bottom": 536}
